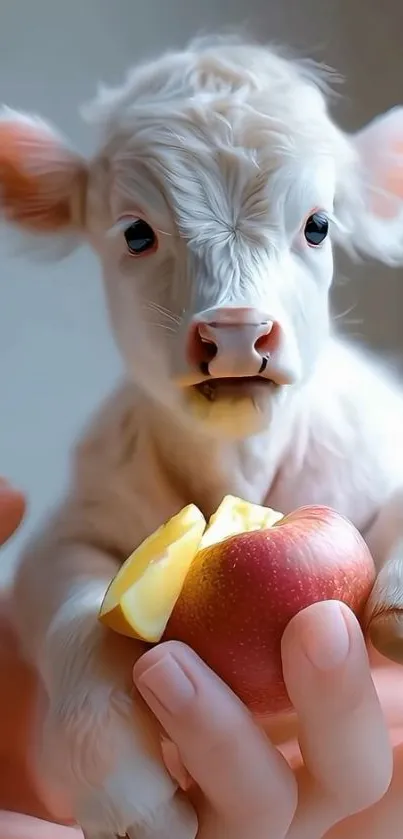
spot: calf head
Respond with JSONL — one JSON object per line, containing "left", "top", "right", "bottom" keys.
{"left": 1, "top": 37, "right": 403, "bottom": 439}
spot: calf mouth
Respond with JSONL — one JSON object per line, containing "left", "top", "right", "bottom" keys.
{"left": 194, "top": 376, "right": 276, "bottom": 402}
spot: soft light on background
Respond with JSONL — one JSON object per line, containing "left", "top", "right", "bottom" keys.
{"left": 1, "top": 0, "right": 402, "bottom": 580}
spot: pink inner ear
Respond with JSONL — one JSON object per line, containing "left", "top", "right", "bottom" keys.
{"left": 385, "top": 140, "right": 403, "bottom": 196}
{"left": 369, "top": 139, "right": 403, "bottom": 219}
{"left": 0, "top": 119, "right": 85, "bottom": 231}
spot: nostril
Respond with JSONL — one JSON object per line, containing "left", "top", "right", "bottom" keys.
{"left": 199, "top": 337, "right": 217, "bottom": 376}
{"left": 200, "top": 337, "right": 218, "bottom": 362}
{"left": 187, "top": 323, "right": 218, "bottom": 373}
{"left": 254, "top": 321, "right": 280, "bottom": 356}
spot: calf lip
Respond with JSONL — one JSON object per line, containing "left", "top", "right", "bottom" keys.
{"left": 194, "top": 376, "right": 276, "bottom": 401}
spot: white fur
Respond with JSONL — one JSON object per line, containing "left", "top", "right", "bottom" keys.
{"left": 6, "top": 35, "right": 403, "bottom": 838}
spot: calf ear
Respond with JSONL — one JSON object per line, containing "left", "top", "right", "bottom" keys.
{"left": 338, "top": 107, "right": 403, "bottom": 266}
{"left": 0, "top": 107, "right": 87, "bottom": 236}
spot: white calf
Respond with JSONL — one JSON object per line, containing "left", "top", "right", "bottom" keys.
{"left": 1, "top": 35, "right": 403, "bottom": 839}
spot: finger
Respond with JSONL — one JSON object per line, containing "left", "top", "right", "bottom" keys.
{"left": 134, "top": 641, "right": 297, "bottom": 839}
{"left": 325, "top": 741, "right": 403, "bottom": 839}
{"left": 0, "top": 811, "right": 81, "bottom": 839}
{"left": 0, "top": 479, "right": 26, "bottom": 546}
{"left": 281, "top": 601, "right": 393, "bottom": 838}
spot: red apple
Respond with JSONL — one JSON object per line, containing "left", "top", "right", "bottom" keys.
{"left": 162, "top": 504, "right": 376, "bottom": 716}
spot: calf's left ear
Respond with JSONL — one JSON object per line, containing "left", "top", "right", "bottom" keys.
{"left": 0, "top": 107, "right": 87, "bottom": 235}
{"left": 339, "top": 107, "right": 403, "bottom": 266}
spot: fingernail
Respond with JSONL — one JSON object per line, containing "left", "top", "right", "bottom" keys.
{"left": 301, "top": 601, "right": 351, "bottom": 671}
{"left": 135, "top": 653, "right": 196, "bottom": 715}
{"left": 161, "top": 736, "right": 193, "bottom": 790}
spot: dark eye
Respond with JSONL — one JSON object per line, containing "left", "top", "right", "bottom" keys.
{"left": 304, "top": 212, "right": 329, "bottom": 247}
{"left": 124, "top": 219, "right": 157, "bottom": 255}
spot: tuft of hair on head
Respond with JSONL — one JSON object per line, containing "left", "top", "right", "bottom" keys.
{"left": 80, "top": 32, "right": 342, "bottom": 144}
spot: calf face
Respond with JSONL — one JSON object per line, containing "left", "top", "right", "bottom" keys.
{"left": 84, "top": 43, "right": 347, "bottom": 439}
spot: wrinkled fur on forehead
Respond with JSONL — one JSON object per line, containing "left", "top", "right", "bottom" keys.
{"left": 84, "top": 35, "right": 355, "bottom": 249}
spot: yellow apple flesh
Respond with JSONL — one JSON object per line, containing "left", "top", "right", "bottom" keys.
{"left": 99, "top": 503, "right": 206, "bottom": 642}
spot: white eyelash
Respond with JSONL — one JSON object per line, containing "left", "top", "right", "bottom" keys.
{"left": 107, "top": 218, "right": 137, "bottom": 238}
{"left": 106, "top": 217, "right": 174, "bottom": 239}
{"left": 328, "top": 211, "right": 348, "bottom": 235}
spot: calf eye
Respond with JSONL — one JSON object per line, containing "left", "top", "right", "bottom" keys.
{"left": 124, "top": 219, "right": 157, "bottom": 255}
{"left": 304, "top": 212, "right": 329, "bottom": 247}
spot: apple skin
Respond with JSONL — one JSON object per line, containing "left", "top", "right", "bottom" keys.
{"left": 163, "top": 505, "right": 376, "bottom": 716}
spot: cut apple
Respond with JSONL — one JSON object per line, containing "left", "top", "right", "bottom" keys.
{"left": 200, "top": 495, "right": 284, "bottom": 549}
{"left": 99, "top": 495, "right": 376, "bottom": 715}
{"left": 99, "top": 504, "right": 206, "bottom": 642}
{"left": 99, "top": 495, "right": 284, "bottom": 644}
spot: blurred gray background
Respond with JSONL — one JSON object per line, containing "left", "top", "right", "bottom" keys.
{"left": 0, "top": 0, "right": 402, "bottom": 579}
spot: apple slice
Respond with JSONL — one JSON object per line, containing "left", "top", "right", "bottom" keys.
{"left": 200, "top": 495, "right": 284, "bottom": 549}
{"left": 99, "top": 495, "right": 283, "bottom": 643}
{"left": 99, "top": 504, "right": 206, "bottom": 642}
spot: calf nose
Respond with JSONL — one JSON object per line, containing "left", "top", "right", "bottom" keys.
{"left": 187, "top": 307, "right": 280, "bottom": 378}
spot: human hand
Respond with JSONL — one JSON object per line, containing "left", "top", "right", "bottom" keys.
{"left": 133, "top": 600, "right": 397, "bottom": 839}
{"left": 0, "top": 477, "right": 78, "bottom": 837}
{"left": 0, "top": 479, "right": 402, "bottom": 839}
